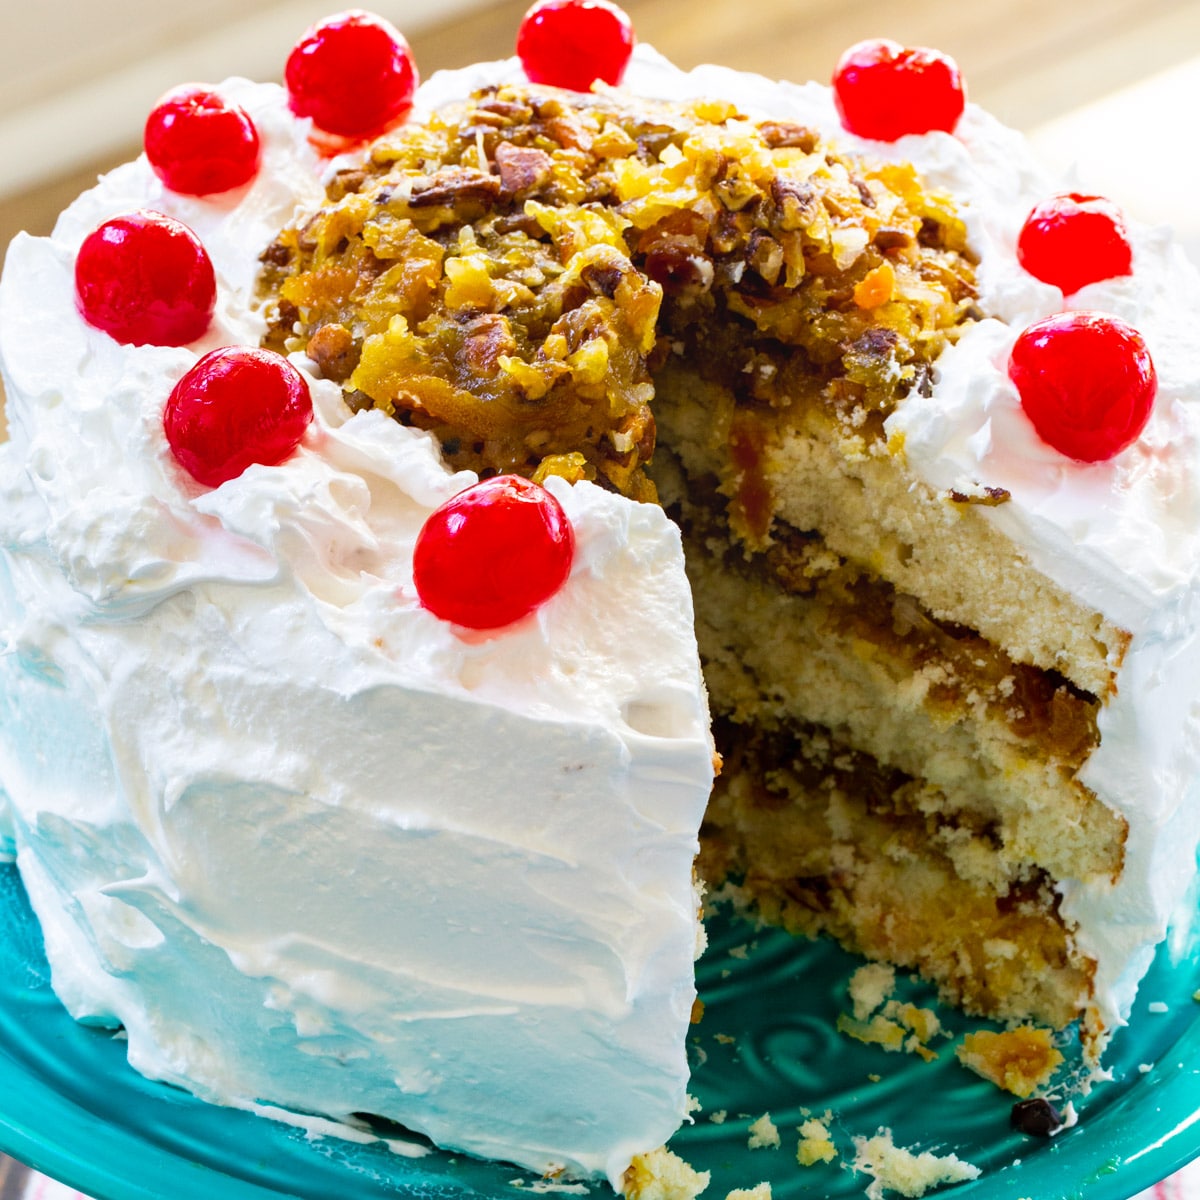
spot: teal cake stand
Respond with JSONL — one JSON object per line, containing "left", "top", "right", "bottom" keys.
{"left": 1, "top": 859, "right": 1198, "bottom": 1200}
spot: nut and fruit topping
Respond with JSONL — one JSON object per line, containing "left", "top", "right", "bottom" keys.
{"left": 1008, "top": 311, "right": 1156, "bottom": 462}
{"left": 516, "top": 0, "right": 635, "bottom": 92}
{"left": 144, "top": 86, "right": 261, "bottom": 196}
{"left": 75, "top": 210, "right": 216, "bottom": 347}
{"left": 261, "top": 87, "right": 977, "bottom": 516}
{"left": 413, "top": 475, "right": 575, "bottom": 630}
{"left": 1017, "top": 193, "right": 1133, "bottom": 296}
{"left": 285, "top": 9, "right": 418, "bottom": 140}
{"left": 165, "top": 347, "right": 313, "bottom": 486}
{"left": 833, "top": 38, "right": 965, "bottom": 141}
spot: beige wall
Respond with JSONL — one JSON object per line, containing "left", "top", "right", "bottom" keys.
{"left": 0, "top": 0, "right": 487, "bottom": 202}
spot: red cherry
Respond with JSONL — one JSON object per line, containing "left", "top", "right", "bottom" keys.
{"left": 144, "top": 86, "right": 261, "bottom": 196}
{"left": 164, "top": 347, "right": 313, "bottom": 486}
{"left": 517, "top": 0, "right": 635, "bottom": 92}
{"left": 285, "top": 10, "right": 418, "bottom": 140}
{"left": 1017, "top": 193, "right": 1133, "bottom": 296}
{"left": 1008, "top": 311, "right": 1156, "bottom": 463}
{"left": 833, "top": 38, "right": 965, "bottom": 141}
{"left": 413, "top": 475, "right": 575, "bottom": 630}
{"left": 75, "top": 210, "right": 216, "bottom": 347}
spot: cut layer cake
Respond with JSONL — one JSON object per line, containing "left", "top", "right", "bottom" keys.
{"left": 0, "top": 5, "right": 1197, "bottom": 1189}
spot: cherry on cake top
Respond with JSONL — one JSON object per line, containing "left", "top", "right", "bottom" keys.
{"left": 1017, "top": 193, "right": 1134, "bottom": 296}
{"left": 285, "top": 9, "right": 418, "bottom": 140}
{"left": 414, "top": 476, "right": 576, "bottom": 630}
{"left": 1008, "top": 311, "right": 1157, "bottom": 463}
{"left": 517, "top": 0, "right": 636, "bottom": 92}
{"left": 74, "top": 210, "right": 216, "bottom": 347}
{"left": 144, "top": 86, "right": 261, "bottom": 196}
{"left": 833, "top": 38, "right": 966, "bottom": 141}
{"left": 164, "top": 347, "right": 314, "bottom": 487}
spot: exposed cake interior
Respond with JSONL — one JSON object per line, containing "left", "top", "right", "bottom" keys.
{"left": 261, "top": 83, "right": 1131, "bottom": 1052}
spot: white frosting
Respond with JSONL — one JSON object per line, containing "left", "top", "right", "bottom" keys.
{"left": 0, "top": 77, "right": 713, "bottom": 1184}
{"left": 1, "top": 44, "right": 1198, "bottom": 1179}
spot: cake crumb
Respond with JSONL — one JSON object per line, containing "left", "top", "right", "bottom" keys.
{"left": 724, "top": 1184, "right": 771, "bottom": 1200}
{"left": 715, "top": 1033, "right": 737, "bottom": 1046}
{"left": 686, "top": 1094, "right": 703, "bottom": 1115}
{"left": 851, "top": 1130, "right": 980, "bottom": 1198}
{"left": 728, "top": 944, "right": 749, "bottom": 960}
{"left": 838, "top": 1013, "right": 906, "bottom": 1053}
{"left": 796, "top": 1116, "right": 837, "bottom": 1166}
{"left": 748, "top": 1113, "right": 781, "bottom": 1150}
{"left": 838, "top": 1002, "right": 942, "bottom": 1061}
{"left": 710, "top": 1110, "right": 727, "bottom": 1125}
{"left": 623, "top": 1148, "right": 710, "bottom": 1200}
{"left": 840, "top": 965, "right": 942, "bottom": 1060}
{"left": 956, "top": 1027, "right": 1063, "bottom": 1097}
{"left": 849, "top": 963, "right": 896, "bottom": 1020}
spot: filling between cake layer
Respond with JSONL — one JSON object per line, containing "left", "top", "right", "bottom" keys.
{"left": 260, "top": 82, "right": 1131, "bottom": 1048}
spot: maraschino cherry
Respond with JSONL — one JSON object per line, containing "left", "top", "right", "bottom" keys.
{"left": 285, "top": 9, "right": 418, "bottom": 140}
{"left": 1008, "top": 311, "right": 1156, "bottom": 463}
{"left": 833, "top": 38, "right": 965, "bottom": 141}
{"left": 1017, "top": 193, "right": 1133, "bottom": 296}
{"left": 413, "top": 475, "right": 575, "bottom": 630}
{"left": 164, "top": 347, "right": 313, "bottom": 486}
{"left": 517, "top": 0, "right": 635, "bottom": 92}
{"left": 144, "top": 86, "right": 261, "bottom": 196}
{"left": 75, "top": 210, "right": 216, "bottom": 347}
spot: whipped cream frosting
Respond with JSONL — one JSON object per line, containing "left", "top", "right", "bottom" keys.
{"left": 0, "top": 42, "right": 1198, "bottom": 1181}
{"left": 0, "top": 76, "right": 713, "bottom": 1183}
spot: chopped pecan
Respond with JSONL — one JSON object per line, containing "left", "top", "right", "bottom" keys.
{"left": 643, "top": 237, "right": 714, "bottom": 294}
{"left": 260, "top": 239, "right": 291, "bottom": 267}
{"left": 853, "top": 179, "right": 877, "bottom": 209}
{"left": 475, "top": 97, "right": 532, "bottom": 122}
{"left": 545, "top": 111, "right": 593, "bottom": 152}
{"left": 635, "top": 408, "right": 656, "bottom": 462}
{"left": 307, "top": 323, "right": 359, "bottom": 382}
{"left": 771, "top": 177, "right": 817, "bottom": 230}
{"left": 410, "top": 168, "right": 502, "bottom": 210}
{"left": 758, "top": 121, "right": 819, "bottom": 152}
{"left": 329, "top": 168, "right": 368, "bottom": 198}
{"left": 908, "top": 363, "right": 935, "bottom": 398}
{"left": 747, "top": 230, "right": 784, "bottom": 287}
{"left": 494, "top": 142, "right": 554, "bottom": 198}
{"left": 917, "top": 216, "right": 946, "bottom": 249}
{"left": 343, "top": 389, "right": 375, "bottom": 414}
{"left": 846, "top": 326, "right": 899, "bottom": 357}
{"left": 460, "top": 313, "right": 517, "bottom": 375}
{"left": 580, "top": 260, "right": 625, "bottom": 299}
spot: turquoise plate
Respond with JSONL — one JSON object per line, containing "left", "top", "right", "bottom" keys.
{"left": 1, "top": 858, "right": 1198, "bottom": 1200}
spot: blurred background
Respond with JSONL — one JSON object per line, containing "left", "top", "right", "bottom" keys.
{"left": 2, "top": 0, "right": 1200, "bottom": 252}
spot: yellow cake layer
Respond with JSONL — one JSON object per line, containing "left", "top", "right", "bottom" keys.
{"left": 700, "top": 721, "right": 1097, "bottom": 1033}
{"left": 652, "top": 447, "right": 1125, "bottom": 888}
{"left": 653, "top": 361, "right": 1129, "bottom": 698}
